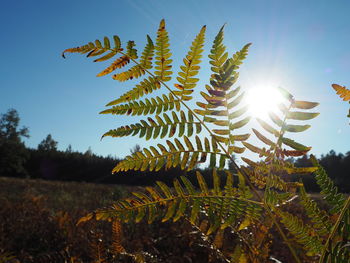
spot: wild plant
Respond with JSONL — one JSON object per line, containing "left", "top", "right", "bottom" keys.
{"left": 63, "top": 20, "right": 350, "bottom": 262}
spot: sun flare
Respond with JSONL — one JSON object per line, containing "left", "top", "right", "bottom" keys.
{"left": 246, "top": 87, "right": 284, "bottom": 119}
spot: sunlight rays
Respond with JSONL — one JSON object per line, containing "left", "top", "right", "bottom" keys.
{"left": 245, "top": 86, "right": 284, "bottom": 120}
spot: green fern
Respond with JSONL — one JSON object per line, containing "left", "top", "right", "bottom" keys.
{"left": 78, "top": 170, "right": 262, "bottom": 234}
{"left": 243, "top": 87, "right": 319, "bottom": 162}
{"left": 113, "top": 136, "right": 228, "bottom": 172}
{"left": 310, "top": 155, "right": 345, "bottom": 214}
{"left": 321, "top": 198, "right": 350, "bottom": 263}
{"left": 154, "top": 19, "right": 172, "bottom": 82}
{"left": 63, "top": 19, "right": 350, "bottom": 263}
{"left": 102, "top": 110, "right": 202, "bottom": 140}
{"left": 173, "top": 26, "right": 206, "bottom": 101}
{"left": 106, "top": 76, "right": 160, "bottom": 106}
{"left": 194, "top": 26, "right": 251, "bottom": 153}
{"left": 100, "top": 93, "right": 181, "bottom": 116}
{"left": 279, "top": 211, "right": 324, "bottom": 255}
{"left": 299, "top": 185, "right": 332, "bottom": 236}
{"left": 64, "top": 19, "right": 302, "bottom": 262}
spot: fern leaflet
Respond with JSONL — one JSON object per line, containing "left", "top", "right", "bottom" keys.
{"left": 102, "top": 110, "right": 202, "bottom": 140}
{"left": 154, "top": 19, "right": 172, "bottom": 82}
{"left": 173, "top": 26, "right": 206, "bottom": 101}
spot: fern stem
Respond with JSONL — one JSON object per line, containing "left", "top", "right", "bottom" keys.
{"left": 118, "top": 50, "right": 302, "bottom": 263}
{"left": 319, "top": 196, "right": 350, "bottom": 262}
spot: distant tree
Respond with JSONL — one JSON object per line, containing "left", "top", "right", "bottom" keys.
{"left": 38, "top": 134, "right": 58, "bottom": 152}
{"left": 65, "top": 144, "right": 73, "bottom": 153}
{"left": 0, "top": 109, "right": 29, "bottom": 141}
{"left": 130, "top": 144, "right": 141, "bottom": 154}
{"left": 84, "top": 146, "right": 93, "bottom": 157}
{"left": 0, "top": 109, "right": 29, "bottom": 177}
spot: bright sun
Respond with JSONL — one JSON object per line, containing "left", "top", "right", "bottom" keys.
{"left": 246, "top": 87, "right": 284, "bottom": 119}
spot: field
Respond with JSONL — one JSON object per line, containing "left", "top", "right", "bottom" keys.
{"left": 0, "top": 177, "right": 328, "bottom": 263}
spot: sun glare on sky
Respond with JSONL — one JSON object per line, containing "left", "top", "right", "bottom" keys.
{"left": 245, "top": 87, "right": 285, "bottom": 119}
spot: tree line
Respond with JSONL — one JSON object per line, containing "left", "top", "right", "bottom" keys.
{"left": 1, "top": 108, "right": 349, "bottom": 192}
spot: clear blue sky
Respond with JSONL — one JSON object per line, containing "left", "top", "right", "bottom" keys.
{"left": 1, "top": 0, "right": 349, "bottom": 160}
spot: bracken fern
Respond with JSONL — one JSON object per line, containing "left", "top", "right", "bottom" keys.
{"left": 64, "top": 20, "right": 350, "bottom": 263}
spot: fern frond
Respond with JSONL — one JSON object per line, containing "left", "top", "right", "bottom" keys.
{"left": 299, "top": 185, "right": 332, "bottom": 236}
{"left": 89, "top": 229, "right": 107, "bottom": 263}
{"left": 139, "top": 35, "right": 155, "bottom": 69}
{"left": 208, "top": 25, "right": 227, "bottom": 74}
{"left": 231, "top": 43, "right": 251, "bottom": 70}
{"left": 102, "top": 110, "right": 202, "bottom": 140}
{"left": 100, "top": 93, "right": 180, "bottom": 116}
{"left": 66, "top": 21, "right": 324, "bottom": 263}
{"left": 154, "top": 19, "right": 172, "bottom": 82}
{"left": 209, "top": 26, "right": 250, "bottom": 91}
{"left": 112, "top": 37, "right": 154, "bottom": 82}
{"left": 264, "top": 189, "right": 295, "bottom": 207}
{"left": 112, "top": 136, "right": 229, "bottom": 172}
{"left": 126, "top": 40, "right": 138, "bottom": 59}
{"left": 196, "top": 86, "right": 250, "bottom": 151}
{"left": 112, "top": 220, "right": 126, "bottom": 254}
{"left": 78, "top": 173, "right": 262, "bottom": 230}
{"left": 279, "top": 211, "right": 324, "bottom": 255}
{"left": 106, "top": 76, "right": 161, "bottom": 106}
{"left": 242, "top": 161, "right": 313, "bottom": 191}
{"left": 210, "top": 44, "right": 250, "bottom": 91}
{"left": 173, "top": 26, "right": 206, "bottom": 101}
{"left": 246, "top": 88, "right": 319, "bottom": 162}
{"left": 62, "top": 36, "right": 147, "bottom": 81}
{"left": 112, "top": 65, "right": 145, "bottom": 81}
{"left": 96, "top": 55, "right": 130, "bottom": 77}
{"left": 195, "top": 27, "right": 251, "bottom": 153}
{"left": 63, "top": 36, "right": 121, "bottom": 60}
{"left": 321, "top": 197, "right": 350, "bottom": 263}
{"left": 63, "top": 39, "right": 100, "bottom": 58}
{"left": 202, "top": 170, "right": 262, "bottom": 234}
{"left": 332, "top": 84, "right": 350, "bottom": 101}
{"left": 310, "top": 155, "right": 345, "bottom": 214}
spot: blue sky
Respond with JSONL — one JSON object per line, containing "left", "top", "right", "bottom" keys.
{"left": 0, "top": 0, "right": 349, "bottom": 160}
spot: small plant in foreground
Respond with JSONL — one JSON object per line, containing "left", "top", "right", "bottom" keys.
{"left": 64, "top": 20, "right": 350, "bottom": 262}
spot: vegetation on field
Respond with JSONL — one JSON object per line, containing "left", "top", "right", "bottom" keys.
{"left": 1, "top": 18, "right": 349, "bottom": 262}
{"left": 60, "top": 20, "right": 350, "bottom": 262}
